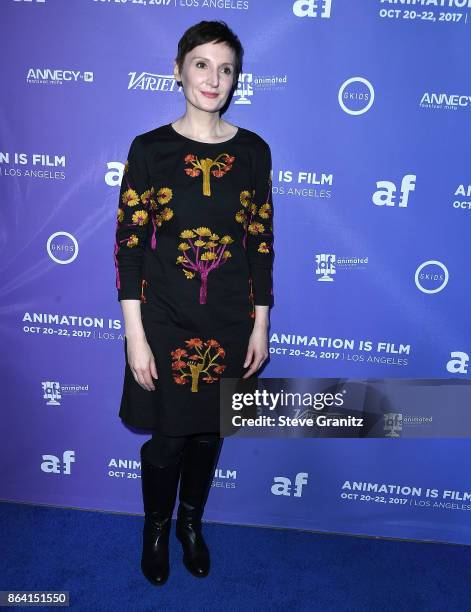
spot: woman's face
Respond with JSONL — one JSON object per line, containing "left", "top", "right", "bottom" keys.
{"left": 174, "top": 41, "right": 237, "bottom": 114}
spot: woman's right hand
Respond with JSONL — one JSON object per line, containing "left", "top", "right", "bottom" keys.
{"left": 126, "top": 335, "right": 158, "bottom": 392}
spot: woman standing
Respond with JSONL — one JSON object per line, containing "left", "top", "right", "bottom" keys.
{"left": 114, "top": 20, "right": 274, "bottom": 586}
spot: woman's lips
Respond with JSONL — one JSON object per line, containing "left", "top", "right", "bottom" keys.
{"left": 201, "top": 91, "right": 219, "bottom": 98}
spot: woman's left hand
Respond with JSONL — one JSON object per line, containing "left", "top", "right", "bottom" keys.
{"left": 242, "top": 323, "right": 269, "bottom": 378}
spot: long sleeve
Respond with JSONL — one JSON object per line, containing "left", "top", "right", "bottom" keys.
{"left": 114, "top": 135, "right": 151, "bottom": 301}
{"left": 247, "top": 140, "right": 274, "bottom": 307}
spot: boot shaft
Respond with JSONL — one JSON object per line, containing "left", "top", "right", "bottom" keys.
{"left": 140, "top": 440, "right": 183, "bottom": 520}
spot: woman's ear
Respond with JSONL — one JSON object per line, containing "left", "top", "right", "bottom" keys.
{"left": 173, "top": 60, "right": 181, "bottom": 84}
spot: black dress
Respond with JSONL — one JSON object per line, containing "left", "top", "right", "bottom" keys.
{"left": 114, "top": 123, "right": 274, "bottom": 435}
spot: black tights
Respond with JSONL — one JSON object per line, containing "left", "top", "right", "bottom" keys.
{"left": 143, "top": 430, "right": 221, "bottom": 468}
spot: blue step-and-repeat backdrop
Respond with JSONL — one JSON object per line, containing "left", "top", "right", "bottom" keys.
{"left": 1, "top": 0, "right": 470, "bottom": 545}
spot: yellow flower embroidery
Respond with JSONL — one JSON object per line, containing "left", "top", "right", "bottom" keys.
{"left": 259, "top": 203, "right": 272, "bottom": 219}
{"left": 240, "top": 190, "right": 252, "bottom": 208}
{"left": 132, "top": 210, "right": 148, "bottom": 226}
{"left": 122, "top": 189, "right": 139, "bottom": 207}
{"left": 200, "top": 252, "right": 217, "bottom": 261}
{"left": 157, "top": 187, "right": 173, "bottom": 205}
{"left": 194, "top": 227, "right": 212, "bottom": 237}
{"left": 127, "top": 234, "right": 139, "bottom": 247}
{"left": 177, "top": 226, "right": 234, "bottom": 304}
{"left": 248, "top": 222, "right": 265, "bottom": 235}
{"left": 160, "top": 207, "right": 174, "bottom": 221}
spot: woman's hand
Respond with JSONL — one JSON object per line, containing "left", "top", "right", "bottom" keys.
{"left": 126, "top": 334, "right": 158, "bottom": 391}
{"left": 120, "top": 299, "right": 158, "bottom": 391}
{"left": 242, "top": 321, "right": 269, "bottom": 378}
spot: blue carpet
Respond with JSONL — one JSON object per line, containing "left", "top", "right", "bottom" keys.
{"left": 1, "top": 501, "right": 470, "bottom": 611}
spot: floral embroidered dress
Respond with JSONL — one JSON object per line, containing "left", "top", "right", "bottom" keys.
{"left": 114, "top": 123, "right": 274, "bottom": 435}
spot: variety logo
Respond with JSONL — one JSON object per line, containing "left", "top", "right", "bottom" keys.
{"left": 338, "top": 77, "right": 375, "bottom": 115}
{"left": 41, "top": 451, "right": 76, "bottom": 475}
{"left": 414, "top": 260, "right": 449, "bottom": 294}
{"left": 293, "top": 0, "right": 332, "bottom": 18}
{"left": 127, "top": 71, "right": 181, "bottom": 92}
{"left": 446, "top": 351, "right": 469, "bottom": 375}
{"left": 271, "top": 472, "right": 309, "bottom": 497}
{"left": 372, "top": 174, "right": 416, "bottom": 208}
{"left": 26, "top": 69, "right": 93, "bottom": 85}
{"left": 46, "top": 231, "right": 79, "bottom": 265}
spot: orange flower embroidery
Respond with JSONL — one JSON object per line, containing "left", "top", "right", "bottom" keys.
{"left": 170, "top": 338, "right": 226, "bottom": 392}
{"left": 184, "top": 153, "right": 235, "bottom": 197}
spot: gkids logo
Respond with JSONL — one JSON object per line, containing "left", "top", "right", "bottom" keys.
{"left": 46, "top": 231, "right": 79, "bottom": 264}
{"left": 372, "top": 174, "right": 416, "bottom": 208}
{"left": 446, "top": 351, "right": 469, "bottom": 375}
{"left": 293, "top": 0, "right": 332, "bottom": 18}
{"left": 338, "top": 77, "right": 375, "bottom": 115}
{"left": 41, "top": 451, "right": 76, "bottom": 475}
{"left": 271, "top": 472, "right": 309, "bottom": 497}
{"left": 414, "top": 261, "right": 449, "bottom": 294}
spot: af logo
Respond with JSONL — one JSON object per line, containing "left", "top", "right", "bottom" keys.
{"left": 41, "top": 451, "right": 76, "bottom": 475}
{"left": 372, "top": 174, "right": 416, "bottom": 208}
{"left": 271, "top": 472, "right": 308, "bottom": 497}
{"left": 293, "top": 0, "right": 332, "bottom": 18}
{"left": 446, "top": 351, "right": 469, "bottom": 375}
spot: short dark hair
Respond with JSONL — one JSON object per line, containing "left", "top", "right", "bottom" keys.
{"left": 175, "top": 20, "right": 243, "bottom": 91}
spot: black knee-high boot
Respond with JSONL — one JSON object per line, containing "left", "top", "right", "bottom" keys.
{"left": 140, "top": 439, "right": 183, "bottom": 586}
{"left": 175, "top": 435, "right": 223, "bottom": 578}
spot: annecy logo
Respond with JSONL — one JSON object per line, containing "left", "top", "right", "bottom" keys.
{"left": 420, "top": 92, "right": 471, "bottom": 111}
{"left": 26, "top": 69, "right": 93, "bottom": 85}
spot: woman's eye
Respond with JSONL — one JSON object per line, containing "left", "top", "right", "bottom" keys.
{"left": 223, "top": 67, "right": 232, "bottom": 75}
{"left": 196, "top": 62, "right": 206, "bottom": 68}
